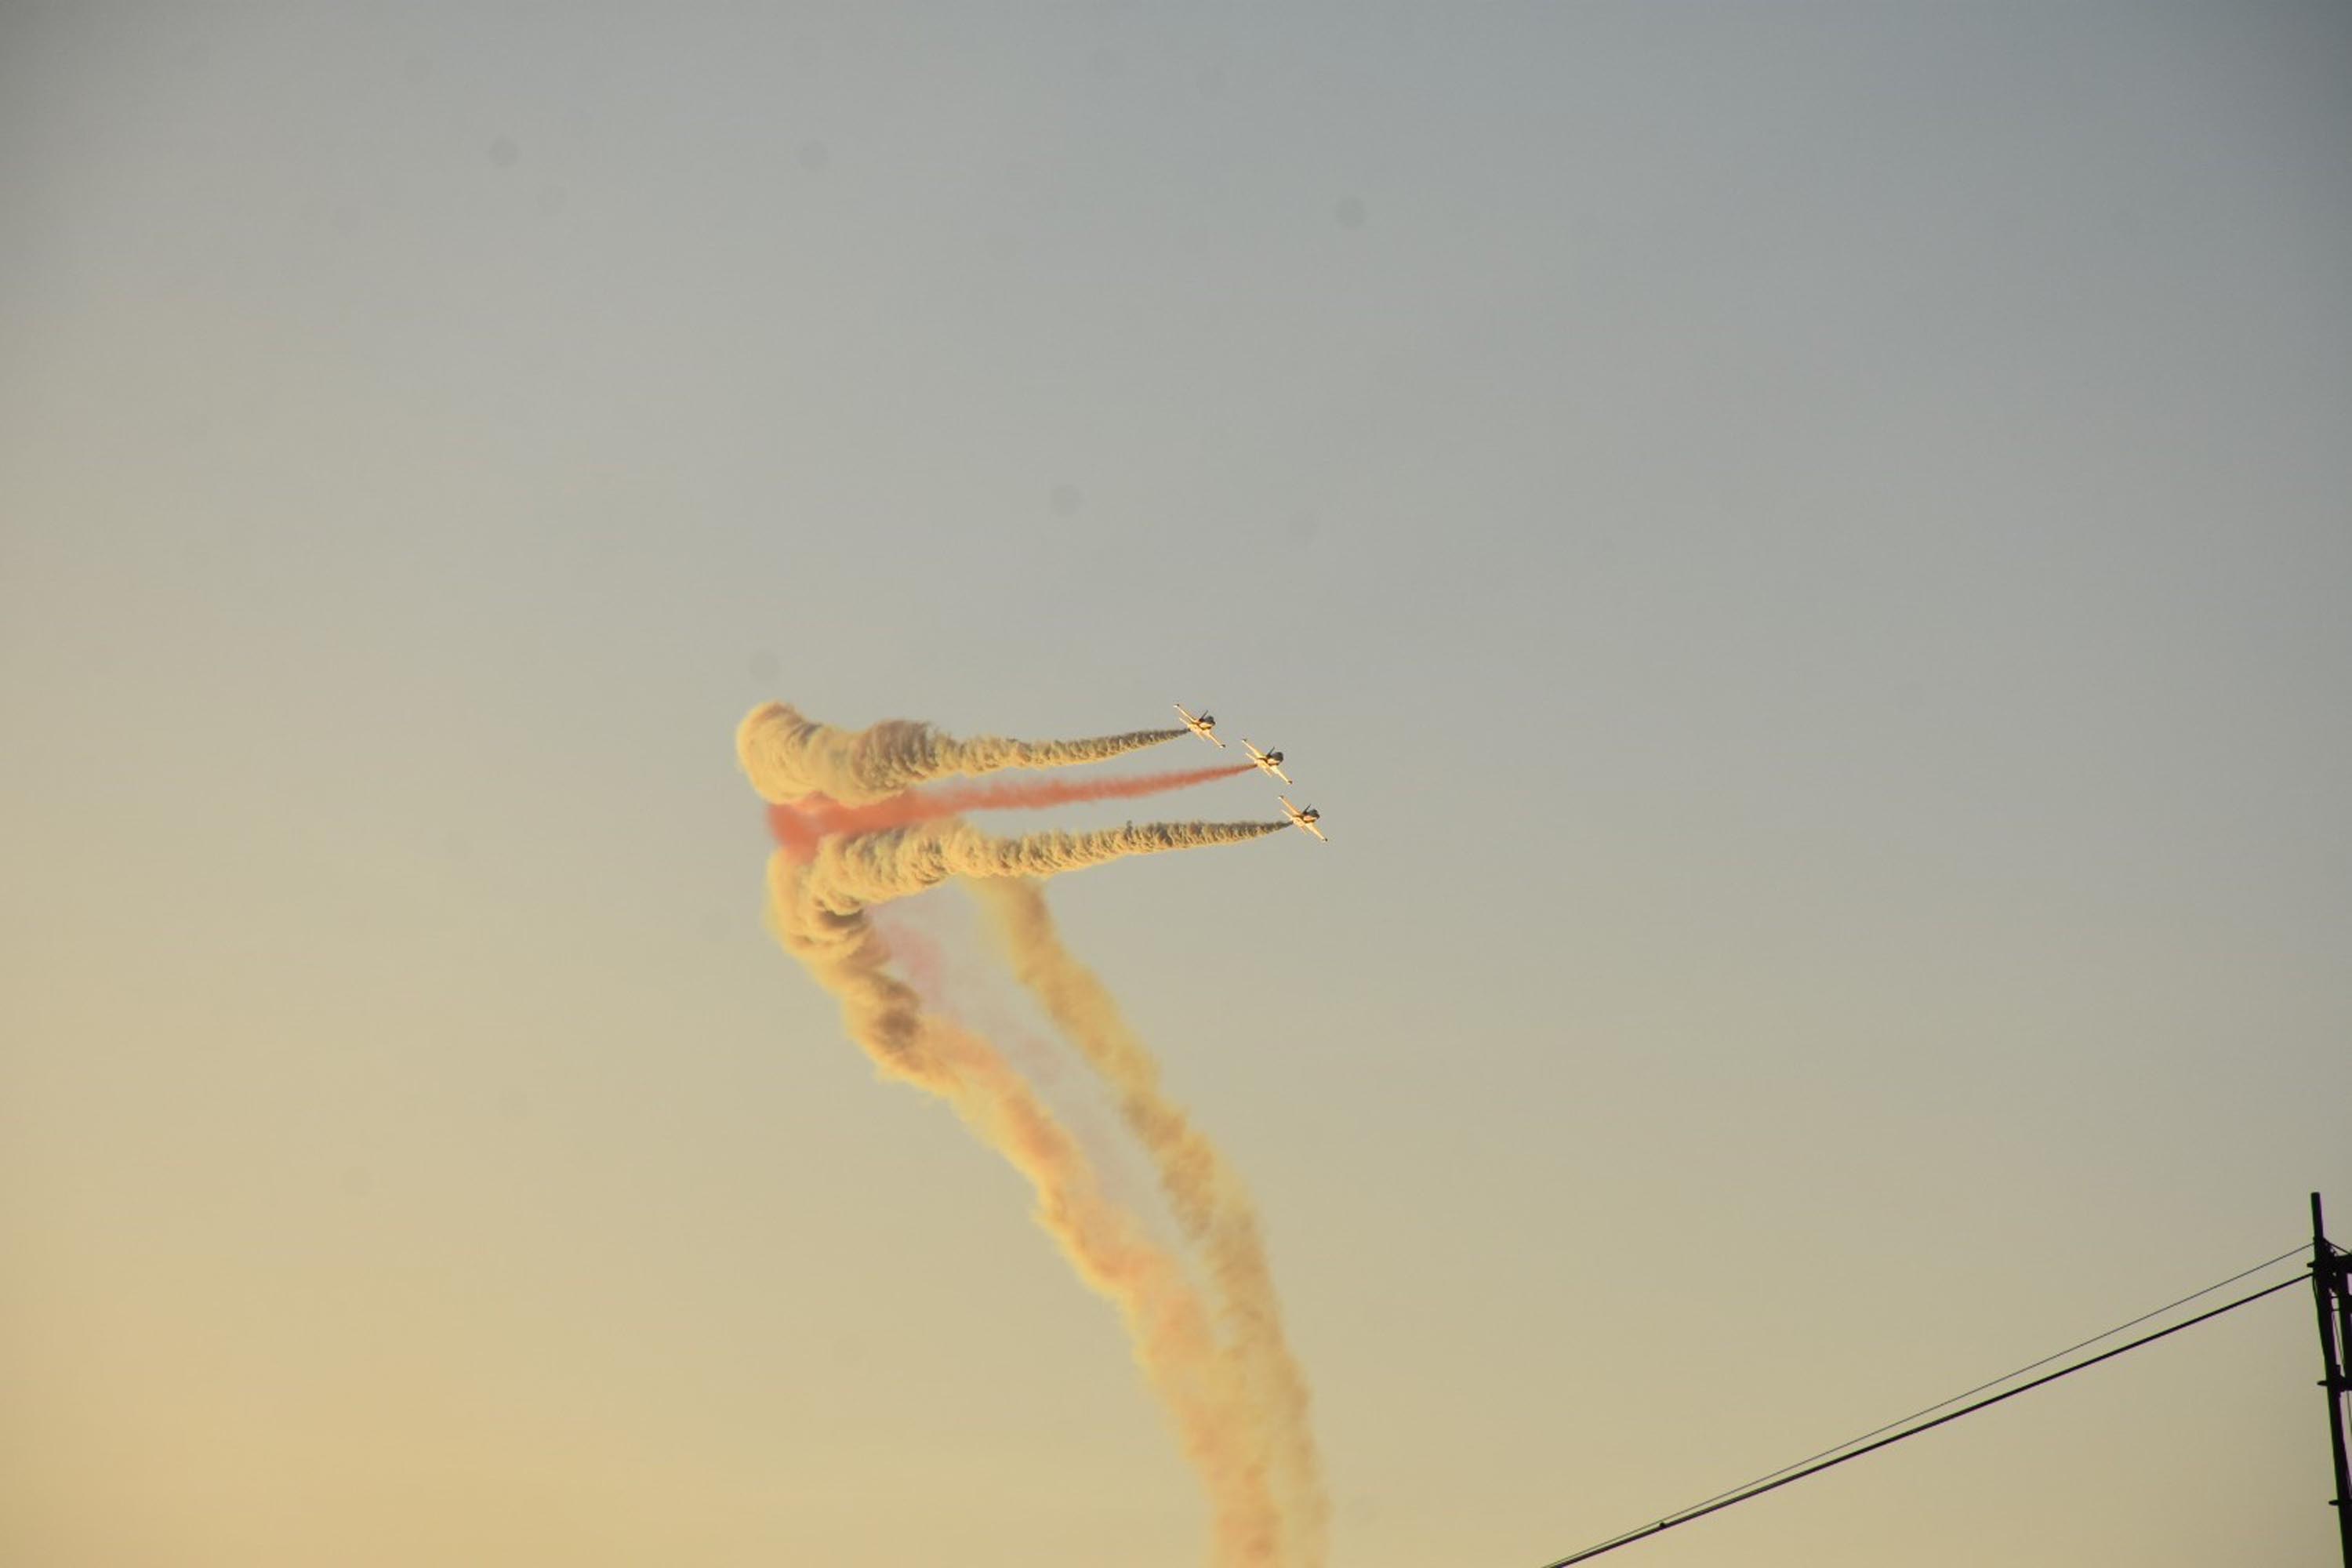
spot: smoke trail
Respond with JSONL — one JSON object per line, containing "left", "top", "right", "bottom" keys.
{"left": 804, "top": 818, "right": 1288, "bottom": 915}
{"left": 739, "top": 701, "right": 1185, "bottom": 804}
{"left": 874, "top": 900, "right": 1155, "bottom": 1245}
{"left": 748, "top": 705, "right": 1317, "bottom": 1564}
{"left": 770, "top": 760, "right": 1254, "bottom": 862}
{"left": 768, "top": 833, "right": 1297, "bottom": 1563}
{"left": 971, "top": 877, "right": 1330, "bottom": 1563}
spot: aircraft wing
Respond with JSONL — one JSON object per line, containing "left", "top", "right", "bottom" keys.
{"left": 1174, "top": 704, "right": 1225, "bottom": 746}
{"left": 1301, "top": 817, "right": 1327, "bottom": 841}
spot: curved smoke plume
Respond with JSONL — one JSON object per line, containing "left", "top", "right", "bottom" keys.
{"left": 766, "top": 820, "right": 1303, "bottom": 1563}
{"left": 971, "top": 877, "right": 1330, "bottom": 1562}
{"left": 747, "top": 704, "right": 1319, "bottom": 1565}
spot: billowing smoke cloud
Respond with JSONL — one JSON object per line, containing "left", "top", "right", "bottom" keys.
{"left": 739, "top": 700, "right": 1185, "bottom": 804}
{"left": 747, "top": 704, "right": 1321, "bottom": 1566}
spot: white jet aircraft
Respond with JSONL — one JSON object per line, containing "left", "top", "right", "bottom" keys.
{"left": 1174, "top": 704, "right": 1224, "bottom": 748}
{"left": 1242, "top": 739, "right": 1293, "bottom": 785}
{"left": 1279, "top": 796, "right": 1328, "bottom": 843}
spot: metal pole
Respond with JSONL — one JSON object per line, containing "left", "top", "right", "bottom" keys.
{"left": 2313, "top": 1192, "right": 2352, "bottom": 1568}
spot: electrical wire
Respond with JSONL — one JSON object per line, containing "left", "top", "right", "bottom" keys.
{"left": 1537, "top": 1251, "right": 2312, "bottom": 1568}
{"left": 1674, "top": 1242, "right": 2310, "bottom": 1515}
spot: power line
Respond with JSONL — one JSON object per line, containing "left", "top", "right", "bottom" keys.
{"left": 1538, "top": 1262, "right": 2310, "bottom": 1568}
{"left": 1670, "top": 1243, "right": 2310, "bottom": 1519}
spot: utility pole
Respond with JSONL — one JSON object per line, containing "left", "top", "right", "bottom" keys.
{"left": 2313, "top": 1192, "right": 2352, "bottom": 1568}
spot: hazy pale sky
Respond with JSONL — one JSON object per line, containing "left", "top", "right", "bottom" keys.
{"left": 4, "top": 4, "right": 2348, "bottom": 1565}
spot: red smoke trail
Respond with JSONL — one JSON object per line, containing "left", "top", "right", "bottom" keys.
{"left": 768, "top": 762, "right": 1251, "bottom": 862}
{"left": 874, "top": 903, "right": 1073, "bottom": 1092}
{"left": 877, "top": 914, "right": 949, "bottom": 999}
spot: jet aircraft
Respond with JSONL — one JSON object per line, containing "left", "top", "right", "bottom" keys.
{"left": 1279, "top": 796, "right": 1327, "bottom": 842}
{"left": 1242, "top": 739, "right": 1293, "bottom": 784}
{"left": 1174, "top": 704, "right": 1224, "bottom": 748}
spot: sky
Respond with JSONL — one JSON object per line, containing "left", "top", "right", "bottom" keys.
{"left": 3, "top": 2, "right": 2349, "bottom": 1564}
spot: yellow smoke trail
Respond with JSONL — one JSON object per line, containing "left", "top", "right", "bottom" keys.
{"left": 807, "top": 817, "right": 1288, "bottom": 917}
{"left": 767, "top": 850, "right": 1287, "bottom": 1563}
{"left": 971, "top": 877, "right": 1331, "bottom": 1564}
{"left": 765, "top": 808, "right": 1312, "bottom": 1563}
{"left": 739, "top": 701, "right": 1186, "bottom": 804}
